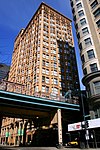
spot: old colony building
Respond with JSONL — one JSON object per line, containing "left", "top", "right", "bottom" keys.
{"left": 0, "top": 2, "right": 80, "bottom": 146}
{"left": 70, "top": 0, "right": 100, "bottom": 119}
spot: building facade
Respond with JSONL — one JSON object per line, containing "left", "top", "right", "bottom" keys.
{"left": 70, "top": 0, "right": 100, "bottom": 119}
{"left": 0, "top": 63, "right": 9, "bottom": 81}
{"left": 0, "top": 3, "right": 81, "bottom": 146}
{"left": 7, "top": 2, "right": 80, "bottom": 98}
{"left": 0, "top": 117, "right": 34, "bottom": 146}
{"left": 0, "top": 63, "right": 10, "bottom": 90}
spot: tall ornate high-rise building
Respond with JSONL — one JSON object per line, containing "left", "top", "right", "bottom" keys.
{"left": 70, "top": 0, "right": 100, "bottom": 118}
{"left": 8, "top": 2, "right": 80, "bottom": 99}
{"left": 0, "top": 2, "right": 81, "bottom": 146}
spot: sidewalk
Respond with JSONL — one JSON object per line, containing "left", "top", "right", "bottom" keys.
{"left": 0, "top": 144, "right": 100, "bottom": 150}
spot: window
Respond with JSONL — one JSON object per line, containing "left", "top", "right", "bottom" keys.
{"left": 77, "top": 32, "right": 80, "bottom": 39}
{"left": 94, "top": 81, "right": 100, "bottom": 94}
{"left": 83, "top": 68, "right": 87, "bottom": 75}
{"left": 65, "top": 43, "right": 68, "bottom": 48}
{"left": 45, "top": 62, "right": 49, "bottom": 67}
{"left": 42, "top": 69, "right": 45, "bottom": 74}
{"left": 82, "top": 27, "right": 89, "bottom": 34}
{"left": 75, "top": 23, "right": 78, "bottom": 29}
{"left": 54, "top": 78, "right": 58, "bottom": 84}
{"left": 80, "top": 18, "right": 86, "bottom": 26}
{"left": 61, "top": 68, "right": 64, "bottom": 73}
{"left": 42, "top": 86, "right": 45, "bottom": 92}
{"left": 91, "top": 0, "right": 98, "bottom": 9}
{"left": 87, "top": 49, "right": 95, "bottom": 59}
{"left": 90, "top": 63, "right": 98, "bottom": 72}
{"left": 71, "top": 1, "right": 73, "bottom": 7}
{"left": 96, "top": 20, "right": 100, "bottom": 28}
{"left": 46, "top": 69, "right": 49, "bottom": 75}
{"left": 46, "top": 78, "right": 49, "bottom": 84}
{"left": 73, "top": 15, "right": 76, "bottom": 21}
{"left": 81, "top": 55, "right": 85, "bottom": 63}
{"left": 69, "top": 76, "right": 72, "bottom": 81}
{"left": 54, "top": 63, "right": 57, "bottom": 68}
{"left": 79, "top": 43, "right": 82, "bottom": 51}
{"left": 52, "top": 87, "right": 58, "bottom": 94}
{"left": 84, "top": 38, "right": 92, "bottom": 46}
{"left": 46, "top": 87, "right": 49, "bottom": 92}
{"left": 42, "top": 76, "right": 45, "bottom": 82}
{"left": 52, "top": 71, "right": 57, "bottom": 76}
{"left": 93, "top": 8, "right": 100, "bottom": 18}
{"left": 61, "top": 82, "right": 65, "bottom": 88}
{"left": 78, "top": 10, "right": 84, "bottom": 17}
{"left": 68, "top": 62, "right": 71, "bottom": 66}
{"left": 76, "top": 3, "right": 82, "bottom": 9}
{"left": 61, "top": 75, "right": 64, "bottom": 80}
{"left": 42, "top": 60, "right": 45, "bottom": 66}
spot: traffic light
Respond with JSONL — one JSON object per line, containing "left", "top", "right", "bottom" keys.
{"left": 81, "top": 121, "right": 89, "bottom": 129}
{"left": 85, "top": 121, "right": 89, "bottom": 128}
{"left": 81, "top": 124, "right": 85, "bottom": 129}
{"left": 81, "top": 121, "right": 85, "bottom": 129}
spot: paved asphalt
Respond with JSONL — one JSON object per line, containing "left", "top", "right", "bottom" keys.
{"left": 0, "top": 145, "right": 100, "bottom": 150}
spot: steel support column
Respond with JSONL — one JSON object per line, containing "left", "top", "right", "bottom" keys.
{"left": 57, "top": 109, "right": 63, "bottom": 148}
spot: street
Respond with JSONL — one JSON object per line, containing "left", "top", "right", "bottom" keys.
{"left": 0, "top": 145, "right": 100, "bottom": 150}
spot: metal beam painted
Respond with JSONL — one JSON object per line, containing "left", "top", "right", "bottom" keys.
{"left": 0, "top": 90, "right": 80, "bottom": 107}
{"left": 0, "top": 96, "right": 79, "bottom": 111}
{"left": 0, "top": 90, "right": 80, "bottom": 113}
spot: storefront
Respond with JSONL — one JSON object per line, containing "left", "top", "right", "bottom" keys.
{"left": 68, "top": 118, "right": 100, "bottom": 148}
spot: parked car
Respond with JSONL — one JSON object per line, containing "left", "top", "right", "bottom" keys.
{"left": 68, "top": 140, "right": 78, "bottom": 146}
{"left": 65, "top": 138, "right": 78, "bottom": 147}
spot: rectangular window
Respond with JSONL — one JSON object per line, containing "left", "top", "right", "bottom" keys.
{"left": 53, "top": 78, "right": 58, "bottom": 84}
{"left": 35, "top": 86, "right": 38, "bottom": 92}
{"left": 84, "top": 38, "right": 92, "bottom": 46}
{"left": 82, "top": 27, "right": 89, "bottom": 34}
{"left": 90, "top": 63, "right": 98, "bottom": 72}
{"left": 46, "top": 87, "right": 49, "bottom": 92}
{"left": 80, "top": 18, "right": 86, "bottom": 26}
{"left": 78, "top": 10, "right": 84, "bottom": 17}
{"left": 54, "top": 63, "right": 57, "bottom": 68}
{"left": 46, "top": 69, "right": 49, "bottom": 75}
{"left": 42, "top": 69, "right": 45, "bottom": 74}
{"left": 96, "top": 20, "right": 100, "bottom": 28}
{"left": 52, "top": 88, "right": 58, "bottom": 94}
{"left": 79, "top": 43, "right": 82, "bottom": 51}
{"left": 83, "top": 68, "right": 87, "bottom": 75}
{"left": 45, "top": 77, "right": 49, "bottom": 84}
{"left": 76, "top": 3, "right": 82, "bottom": 9}
{"left": 42, "top": 86, "right": 45, "bottom": 92}
{"left": 87, "top": 49, "right": 95, "bottom": 59}
{"left": 94, "top": 81, "right": 100, "bottom": 94}
{"left": 93, "top": 8, "right": 100, "bottom": 18}
{"left": 42, "top": 60, "right": 45, "bottom": 66}
{"left": 45, "top": 62, "right": 49, "bottom": 67}
{"left": 42, "top": 76, "right": 45, "bottom": 82}
{"left": 91, "top": 0, "right": 98, "bottom": 9}
{"left": 81, "top": 55, "right": 85, "bottom": 63}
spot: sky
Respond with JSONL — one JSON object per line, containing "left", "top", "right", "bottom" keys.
{"left": 0, "top": 0, "right": 85, "bottom": 89}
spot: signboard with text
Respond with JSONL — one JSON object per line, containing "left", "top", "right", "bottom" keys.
{"left": 68, "top": 118, "right": 100, "bottom": 131}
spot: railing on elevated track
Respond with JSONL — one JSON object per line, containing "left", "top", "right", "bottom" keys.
{"left": 0, "top": 80, "right": 79, "bottom": 105}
